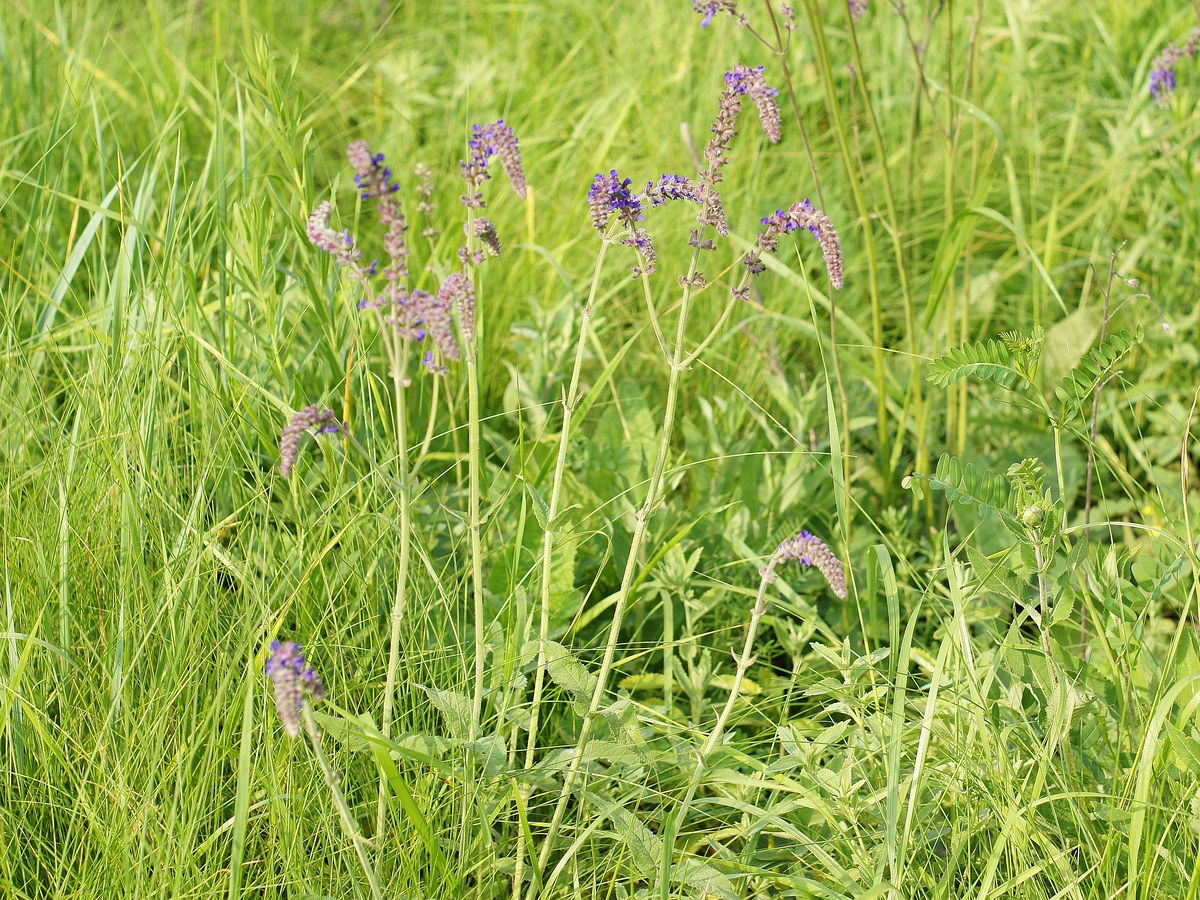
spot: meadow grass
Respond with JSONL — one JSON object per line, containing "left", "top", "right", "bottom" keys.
{"left": 4, "top": 1, "right": 1200, "bottom": 897}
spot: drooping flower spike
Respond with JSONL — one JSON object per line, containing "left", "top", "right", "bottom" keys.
{"left": 697, "top": 65, "right": 783, "bottom": 238}
{"left": 307, "top": 201, "right": 366, "bottom": 272}
{"left": 744, "top": 199, "right": 844, "bottom": 290}
{"left": 460, "top": 120, "right": 527, "bottom": 207}
{"left": 279, "top": 405, "right": 342, "bottom": 477}
{"left": 724, "top": 64, "right": 782, "bottom": 144}
{"left": 773, "top": 530, "right": 848, "bottom": 600}
{"left": 265, "top": 640, "right": 326, "bottom": 739}
{"left": 346, "top": 142, "right": 411, "bottom": 299}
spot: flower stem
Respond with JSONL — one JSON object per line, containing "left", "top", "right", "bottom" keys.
{"left": 528, "top": 247, "right": 701, "bottom": 899}
{"left": 376, "top": 328, "right": 412, "bottom": 845}
{"left": 514, "top": 235, "right": 611, "bottom": 894}
{"left": 303, "top": 705, "right": 384, "bottom": 900}
{"left": 657, "top": 555, "right": 778, "bottom": 897}
{"left": 466, "top": 210, "right": 487, "bottom": 744}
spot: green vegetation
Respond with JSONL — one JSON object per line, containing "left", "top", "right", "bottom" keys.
{"left": 4, "top": 1, "right": 1200, "bottom": 897}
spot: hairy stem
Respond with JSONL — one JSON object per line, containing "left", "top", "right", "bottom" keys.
{"left": 529, "top": 247, "right": 701, "bottom": 898}
{"left": 657, "top": 555, "right": 778, "bottom": 897}
{"left": 303, "top": 705, "right": 384, "bottom": 900}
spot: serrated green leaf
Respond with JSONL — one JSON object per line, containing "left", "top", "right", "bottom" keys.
{"left": 466, "top": 734, "right": 507, "bottom": 778}
{"left": 418, "top": 684, "right": 472, "bottom": 739}
{"left": 542, "top": 640, "right": 597, "bottom": 714}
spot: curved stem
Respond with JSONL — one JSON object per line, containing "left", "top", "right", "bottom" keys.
{"left": 657, "top": 556, "right": 778, "bottom": 896}
{"left": 303, "top": 705, "right": 384, "bottom": 900}
{"left": 681, "top": 281, "right": 747, "bottom": 369}
{"left": 529, "top": 247, "right": 701, "bottom": 898}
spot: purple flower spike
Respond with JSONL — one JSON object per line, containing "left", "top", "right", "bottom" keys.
{"left": 412, "top": 288, "right": 459, "bottom": 362}
{"left": 848, "top": 0, "right": 868, "bottom": 23}
{"left": 307, "top": 201, "right": 365, "bottom": 271}
{"left": 1150, "top": 29, "right": 1200, "bottom": 102}
{"left": 724, "top": 65, "right": 782, "bottom": 143}
{"left": 346, "top": 141, "right": 411, "bottom": 293}
{"left": 279, "top": 405, "right": 341, "bottom": 477}
{"left": 643, "top": 174, "right": 701, "bottom": 207}
{"left": 774, "top": 530, "right": 848, "bottom": 600}
{"left": 472, "top": 217, "right": 502, "bottom": 258}
{"left": 460, "top": 120, "right": 527, "bottom": 207}
{"left": 438, "top": 271, "right": 477, "bottom": 345}
{"left": 265, "top": 640, "right": 326, "bottom": 739}
{"left": 692, "top": 0, "right": 747, "bottom": 28}
{"left": 588, "top": 170, "right": 644, "bottom": 233}
{"left": 746, "top": 198, "right": 844, "bottom": 290}
{"left": 348, "top": 141, "right": 400, "bottom": 200}
{"left": 695, "top": 66, "right": 781, "bottom": 239}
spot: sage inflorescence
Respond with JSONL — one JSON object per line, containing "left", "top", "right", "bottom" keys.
{"left": 279, "top": 405, "right": 341, "bottom": 477}
{"left": 265, "top": 640, "right": 326, "bottom": 739}
{"left": 774, "top": 529, "right": 848, "bottom": 599}
{"left": 746, "top": 199, "right": 845, "bottom": 289}
{"left": 1150, "top": 27, "right": 1200, "bottom": 101}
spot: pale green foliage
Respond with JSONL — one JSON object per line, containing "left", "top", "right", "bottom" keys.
{"left": 3, "top": 1, "right": 1200, "bottom": 899}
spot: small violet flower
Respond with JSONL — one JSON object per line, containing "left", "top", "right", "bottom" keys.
{"left": 279, "top": 405, "right": 341, "bottom": 477}
{"left": 848, "top": 0, "right": 869, "bottom": 23}
{"left": 692, "top": 0, "right": 747, "bottom": 28}
{"left": 774, "top": 530, "right": 848, "bottom": 600}
{"left": 265, "top": 640, "right": 326, "bottom": 739}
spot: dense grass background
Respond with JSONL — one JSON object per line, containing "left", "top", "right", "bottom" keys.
{"left": 4, "top": 0, "right": 1200, "bottom": 897}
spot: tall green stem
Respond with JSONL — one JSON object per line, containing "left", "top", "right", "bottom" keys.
{"left": 513, "top": 237, "right": 610, "bottom": 895}
{"left": 364, "top": 288, "right": 415, "bottom": 847}
{"left": 466, "top": 210, "right": 487, "bottom": 744}
{"left": 528, "top": 248, "right": 702, "bottom": 898}
{"left": 800, "top": 0, "right": 887, "bottom": 494}
{"left": 303, "top": 705, "right": 384, "bottom": 900}
{"left": 524, "top": 239, "right": 610, "bottom": 768}
{"left": 657, "top": 555, "right": 778, "bottom": 898}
